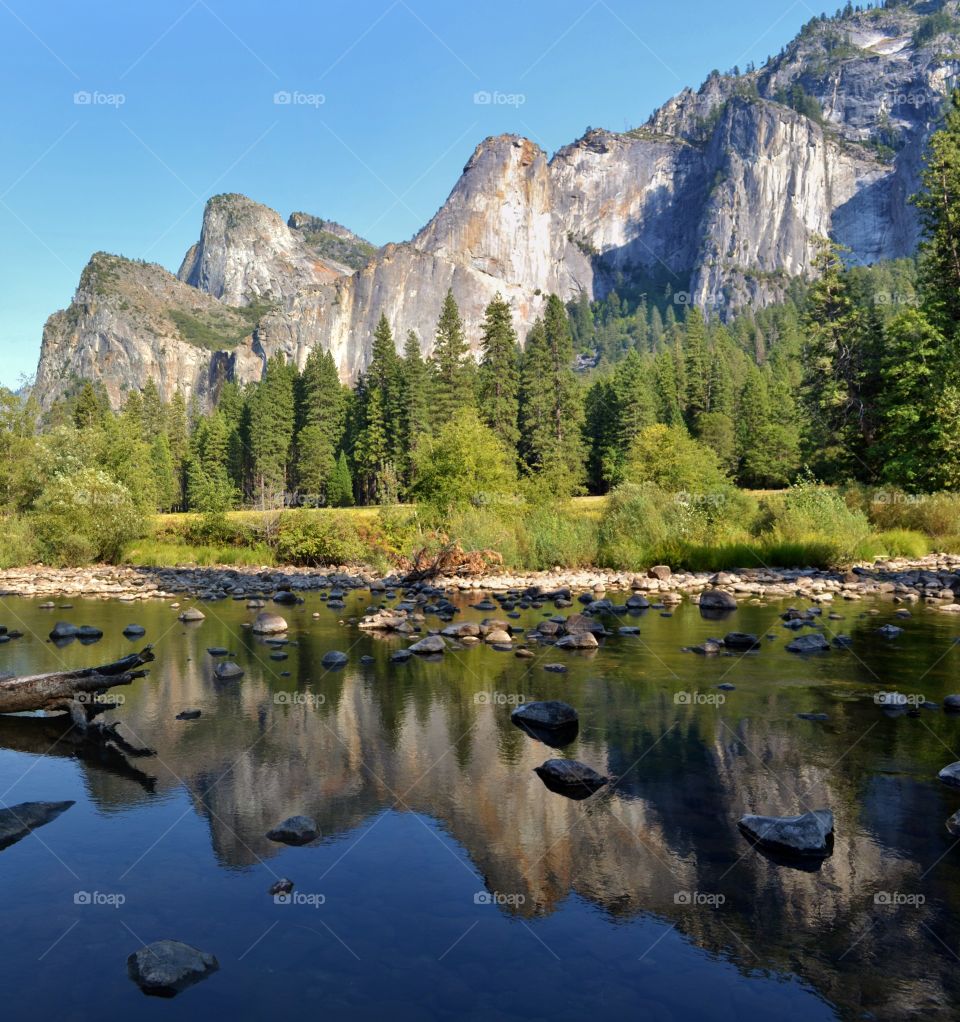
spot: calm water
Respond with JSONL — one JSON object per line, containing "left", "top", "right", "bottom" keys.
{"left": 1, "top": 587, "right": 960, "bottom": 1021}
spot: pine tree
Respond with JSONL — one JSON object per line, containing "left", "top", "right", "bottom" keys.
{"left": 294, "top": 348, "right": 346, "bottom": 502}
{"left": 140, "top": 379, "right": 165, "bottom": 439}
{"left": 477, "top": 294, "right": 520, "bottom": 451}
{"left": 801, "top": 239, "right": 882, "bottom": 481}
{"left": 431, "top": 290, "right": 475, "bottom": 427}
{"left": 248, "top": 352, "right": 295, "bottom": 507}
{"left": 150, "top": 431, "right": 180, "bottom": 512}
{"left": 397, "top": 330, "right": 432, "bottom": 487}
{"left": 518, "top": 295, "right": 585, "bottom": 493}
{"left": 328, "top": 449, "right": 354, "bottom": 506}
{"left": 683, "top": 307, "right": 709, "bottom": 424}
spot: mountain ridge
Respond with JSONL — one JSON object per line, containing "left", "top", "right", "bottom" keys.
{"left": 32, "top": 0, "right": 960, "bottom": 410}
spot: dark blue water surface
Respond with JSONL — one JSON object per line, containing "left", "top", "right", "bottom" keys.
{"left": 1, "top": 588, "right": 959, "bottom": 1021}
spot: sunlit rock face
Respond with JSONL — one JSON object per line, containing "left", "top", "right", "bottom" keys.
{"left": 33, "top": 1, "right": 959, "bottom": 409}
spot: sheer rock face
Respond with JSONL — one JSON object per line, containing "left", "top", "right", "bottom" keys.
{"left": 32, "top": 1, "right": 960, "bottom": 409}
{"left": 176, "top": 193, "right": 348, "bottom": 305}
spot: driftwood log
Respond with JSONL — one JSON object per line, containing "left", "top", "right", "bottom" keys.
{"left": 0, "top": 646, "right": 155, "bottom": 716}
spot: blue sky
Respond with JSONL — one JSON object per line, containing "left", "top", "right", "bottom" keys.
{"left": 0, "top": 0, "right": 812, "bottom": 388}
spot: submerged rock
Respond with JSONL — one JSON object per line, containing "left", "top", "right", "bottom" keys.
{"left": 723, "top": 632, "right": 760, "bottom": 651}
{"left": 127, "top": 939, "right": 219, "bottom": 997}
{"left": 0, "top": 800, "right": 74, "bottom": 851}
{"left": 321, "top": 650, "right": 349, "bottom": 668}
{"left": 266, "top": 815, "right": 320, "bottom": 845}
{"left": 214, "top": 662, "right": 244, "bottom": 681}
{"left": 786, "top": 633, "right": 830, "bottom": 654}
{"left": 511, "top": 701, "right": 579, "bottom": 730}
{"left": 738, "top": 809, "right": 834, "bottom": 857}
{"left": 938, "top": 761, "right": 960, "bottom": 788}
{"left": 123, "top": 624, "right": 147, "bottom": 638}
{"left": 876, "top": 624, "right": 904, "bottom": 639}
{"left": 534, "top": 759, "right": 608, "bottom": 800}
{"left": 48, "top": 622, "right": 79, "bottom": 641}
{"left": 408, "top": 634, "right": 446, "bottom": 655}
{"left": 555, "top": 631, "right": 599, "bottom": 650}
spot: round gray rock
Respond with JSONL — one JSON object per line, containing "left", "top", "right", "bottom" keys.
{"left": 214, "top": 662, "right": 244, "bottom": 681}
{"left": 253, "top": 612, "right": 288, "bottom": 635}
{"left": 738, "top": 809, "right": 834, "bottom": 856}
{"left": 266, "top": 815, "right": 320, "bottom": 845}
{"left": 511, "top": 701, "right": 578, "bottom": 730}
{"left": 127, "top": 939, "right": 218, "bottom": 996}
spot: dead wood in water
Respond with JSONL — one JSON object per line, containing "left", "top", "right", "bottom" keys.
{"left": 0, "top": 646, "right": 155, "bottom": 715}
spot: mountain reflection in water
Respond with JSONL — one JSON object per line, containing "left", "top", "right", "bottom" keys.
{"left": 0, "top": 590, "right": 959, "bottom": 1020}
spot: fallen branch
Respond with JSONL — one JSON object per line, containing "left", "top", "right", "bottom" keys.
{"left": 0, "top": 646, "right": 155, "bottom": 715}
{"left": 399, "top": 538, "right": 503, "bottom": 584}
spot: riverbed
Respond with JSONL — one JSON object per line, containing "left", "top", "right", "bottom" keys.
{"left": 0, "top": 589, "right": 959, "bottom": 1020}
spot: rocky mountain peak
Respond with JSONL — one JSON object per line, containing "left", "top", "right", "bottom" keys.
{"left": 30, "top": 0, "right": 960, "bottom": 412}
{"left": 178, "top": 193, "right": 351, "bottom": 307}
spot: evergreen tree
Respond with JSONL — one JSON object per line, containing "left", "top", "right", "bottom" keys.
{"left": 518, "top": 295, "right": 585, "bottom": 493}
{"left": 431, "top": 290, "right": 475, "bottom": 426}
{"left": 328, "top": 449, "right": 354, "bottom": 507}
{"left": 683, "top": 307, "right": 709, "bottom": 424}
{"left": 477, "top": 294, "right": 521, "bottom": 451}
{"left": 397, "top": 330, "right": 432, "bottom": 487}
{"left": 294, "top": 347, "right": 347, "bottom": 502}
{"left": 248, "top": 352, "right": 295, "bottom": 507}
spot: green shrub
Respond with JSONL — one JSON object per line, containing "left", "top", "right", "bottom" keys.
{"left": 517, "top": 504, "right": 598, "bottom": 570}
{"left": 623, "top": 423, "right": 731, "bottom": 494}
{"left": 412, "top": 410, "right": 517, "bottom": 518}
{"left": 762, "top": 480, "right": 871, "bottom": 564}
{"left": 873, "top": 529, "right": 931, "bottom": 559}
{"left": 596, "top": 483, "right": 681, "bottom": 569}
{"left": 442, "top": 507, "right": 523, "bottom": 568}
{"left": 0, "top": 515, "right": 38, "bottom": 567}
{"left": 274, "top": 511, "right": 367, "bottom": 566}
{"left": 31, "top": 469, "right": 144, "bottom": 565}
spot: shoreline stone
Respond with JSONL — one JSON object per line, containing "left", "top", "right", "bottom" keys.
{"left": 0, "top": 554, "right": 959, "bottom": 606}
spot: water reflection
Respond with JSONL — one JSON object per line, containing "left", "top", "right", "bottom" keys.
{"left": 1, "top": 591, "right": 960, "bottom": 1018}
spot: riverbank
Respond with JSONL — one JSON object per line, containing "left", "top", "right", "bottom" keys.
{"left": 4, "top": 554, "right": 960, "bottom": 606}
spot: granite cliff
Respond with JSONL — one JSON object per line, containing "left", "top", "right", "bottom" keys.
{"left": 32, "top": 0, "right": 960, "bottom": 409}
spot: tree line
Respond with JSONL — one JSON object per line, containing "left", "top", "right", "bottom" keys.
{"left": 8, "top": 90, "right": 960, "bottom": 520}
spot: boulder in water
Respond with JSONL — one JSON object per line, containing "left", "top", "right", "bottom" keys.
{"left": 214, "top": 662, "right": 244, "bottom": 681}
{"left": 786, "top": 633, "right": 830, "bottom": 654}
{"left": 253, "top": 613, "right": 288, "bottom": 635}
{"left": 534, "top": 759, "right": 608, "bottom": 799}
{"left": 266, "top": 815, "right": 320, "bottom": 845}
{"left": 738, "top": 809, "right": 834, "bottom": 857}
{"left": 127, "top": 939, "right": 218, "bottom": 997}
